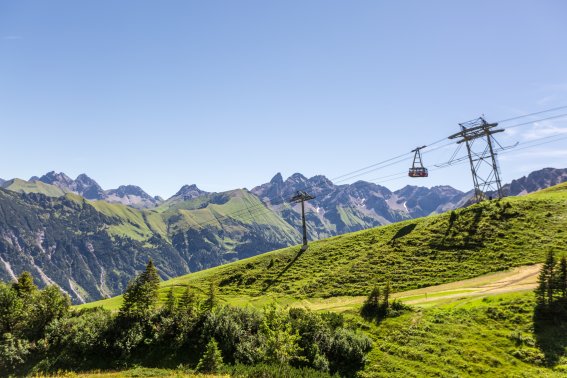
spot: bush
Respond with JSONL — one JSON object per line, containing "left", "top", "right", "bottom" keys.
{"left": 0, "top": 333, "right": 30, "bottom": 372}
{"left": 327, "top": 328, "right": 372, "bottom": 376}
{"left": 200, "top": 305, "right": 262, "bottom": 364}
{"left": 44, "top": 307, "right": 113, "bottom": 369}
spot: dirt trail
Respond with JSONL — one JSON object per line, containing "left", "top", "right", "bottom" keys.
{"left": 300, "top": 264, "right": 542, "bottom": 312}
{"left": 400, "top": 264, "right": 541, "bottom": 305}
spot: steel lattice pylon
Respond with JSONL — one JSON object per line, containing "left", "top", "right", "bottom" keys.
{"left": 448, "top": 117, "right": 505, "bottom": 203}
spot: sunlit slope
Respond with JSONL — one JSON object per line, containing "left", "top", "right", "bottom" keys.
{"left": 2, "top": 178, "right": 67, "bottom": 197}
{"left": 361, "top": 291, "right": 555, "bottom": 377}
{"left": 162, "top": 189, "right": 299, "bottom": 236}
{"left": 167, "top": 182, "right": 567, "bottom": 296}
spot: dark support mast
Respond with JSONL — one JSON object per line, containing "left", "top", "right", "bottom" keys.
{"left": 289, "top": 191, "right": 315, "bottom": 250}
{"left": 448, "top": 117, "right": 505, "bottom": 202}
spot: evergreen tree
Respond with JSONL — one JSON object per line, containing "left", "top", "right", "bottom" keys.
{"left": 202, "top": 281, "right": 218, "bottom": 312}
{"left": 382, "top": 282, "right": 391, "bottom": 311}
{"left": 164, "top": 288, "right": 176, "bottom": 314}
{"left": 196, "top": 338, "right": 224, "bottom": 373}
{"left": 140, "top": 260, "right": 160, "bottom": 293}
{"left": 13, "top": 272, "right": 37, "bottom": 298}
{"left": 120, "top": 260, "right": 161, "bottom": 319}
{"left": 537, "top": 251, "right": 556, "bottom": 306}
{"left": 360, "top": 287, "right": 380, "bottom": 319}
{"left": 178, "top": 285, "right": 196, "bottom": 314}
{"left": 560, "top": 256, "right": 567, "bottom": 299}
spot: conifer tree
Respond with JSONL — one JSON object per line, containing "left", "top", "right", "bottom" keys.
{"left": 559, "top": 256, "right": 567, "bottom": 299}
{"left": 140, "top": 260, "right": 160, "bottom": 293}
{"left": 13, "top": 272, "right": 36, "bottom": 298}
{"left": 164, "top": 288, "right": 176, "bottom": 314}
{"left": 178, "top": 285, "right": 196, "bottom": 314}
{"left": 202, "top": 281, "right": 218, "bottom": 312}
{"left": 196, "top": 338, "right": 224, "bottom": 373}
{"left": 536, "top": 251, "right": 556, "bottom": 306}
{"left": 120, "top": 260, "right": 161, "bottom": 318}
{"left": 360, "top": 287, "right": 380, "bottom": 318}
{"left": 383, "top": 282, "right": 391, "bottom": 310}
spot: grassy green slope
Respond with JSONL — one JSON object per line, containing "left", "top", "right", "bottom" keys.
{"left": 361, "top": 291, "right": 559, "bottom": 377}
{"left": 90, "top": 200, "right": 168, "bottom": 242}
{"left": 2, "top": 178, "right": 67, "bottom": 197}
{"left": 84, "top": 182, "right": 567, "bottom": 311}
{"left": 163, "top": 189, "right": 299, "bottom": 236}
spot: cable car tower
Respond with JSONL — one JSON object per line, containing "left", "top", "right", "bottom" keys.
{"left": 447, "top": 117, "right": 508, "bottom": 203}
{"left": 289, "top": 191, "right": 315, "bottom": 251}
{"left": 408, "top": 146, "right": 428, "bottom": 178}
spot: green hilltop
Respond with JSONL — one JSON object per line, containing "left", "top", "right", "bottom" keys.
{"left": 2, "top": 178, "right": 68, "bottom": 197}
{"left": 84, "top": 181, "right": 567, "bottom": 310}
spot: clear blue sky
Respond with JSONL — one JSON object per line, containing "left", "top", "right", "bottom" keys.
{"left": 1, "top": 1, "right": 566, "bottom": 197}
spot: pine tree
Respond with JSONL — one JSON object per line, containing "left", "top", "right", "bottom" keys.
{"left": 360, "top": 287, "right": 380, "bottom": 319}
{"left": 140, "top": 260, "right": 160, "bottom": 293}
{"left": 13, "top": 272, "right": 36, "bottom": 297}
{"left": 120, "top": 260, "right": 161, "bottom": 319}
{"left": 196, "top": 338, "right": 224, "bottom": 373}
{"left": 178, "top": 285, "right": 196, "bottom": 314}
{"left": 202, "top": 281, "right": 218, "bottom": 312}
{"left": 164, "top": 288, "right": 176, "bottom": 314}
{"left": 536, "top": 251, "right": 556, "bottom": 306}
{"left": 560, "top": 256, "right": 567, "bottom": 299}
{"left": 383, "top": 282, "right": 391, "bottom": 310}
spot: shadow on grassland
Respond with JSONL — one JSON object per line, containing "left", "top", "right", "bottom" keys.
{"left": 262, "top": 246, "right": 306, "bottom": 293}
{"left": 533, "top": 303, "right": 567, "bottom": 366}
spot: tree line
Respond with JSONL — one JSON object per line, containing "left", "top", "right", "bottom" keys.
{"left": 535, "top": 251, "right": 567, "bottom": 316}
{"left": 0, "top": 260, "right": 371, "bottom": 377}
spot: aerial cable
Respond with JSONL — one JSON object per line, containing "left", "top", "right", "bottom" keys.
{"left": 186, "top": 107, "right": 567, "bottom": 229}
{"left": 329, "top": 151, "right": 411, "bottom": 182}
{"left": 504, "top": 112, "right": 567, "bottom": 130}
{"left": 497, "top": 105, "right": 567, "bottom": 124}
{"left": 369, "top": 131, "right": 567, "bottom": 187}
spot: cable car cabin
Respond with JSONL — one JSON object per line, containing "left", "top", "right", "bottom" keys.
{"left": 408, "top": 167, "right": 428, "bottom": 177}
{"left": 408, "top": 146, "right": 428, "bottom": 177}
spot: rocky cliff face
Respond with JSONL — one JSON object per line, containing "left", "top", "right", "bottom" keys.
{"left": 504, "top": 168, "right": 567, "bottom": 196}
{"left": 105, "top": 185, "right": 161, "bottom": 208}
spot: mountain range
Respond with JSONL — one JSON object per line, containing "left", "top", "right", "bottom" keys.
{"left": 0, "top": 167, "right": 566, "bottom": 303}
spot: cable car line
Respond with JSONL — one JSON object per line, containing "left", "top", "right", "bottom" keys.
{"left": 184, "top": 107, "right": 567, "bottom": 229}
{"left": 205, "top": 132, "right": 567, "bottom": 228}
{"left": 496, "top": 105, "right": 567, "bottom": 124}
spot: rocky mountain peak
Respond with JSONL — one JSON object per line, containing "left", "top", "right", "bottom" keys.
{"left": 108, "top": 185, "right": 152, "bottom": 199}
{"left": 74, "top": 174, "right": 105, "bottom": 200}
{"left": 270, "top": 172, "right": 284, "bottom": 185}
{"left": 173, "top": 184, "right": 207, "bottom": 200}
{"left": 39, "top": 171, "right": 74, "bottom": 187}
{"left": 75, "top": 173, "right": 97, "bottom": 186}
{"left": 286, "top": 173, "right": 308, "bottom": 184}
